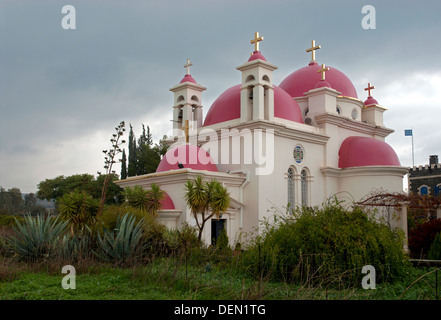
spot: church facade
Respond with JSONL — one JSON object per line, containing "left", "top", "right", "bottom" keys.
{"left": 116, "top": 34, "right": 408, "bottom": 245}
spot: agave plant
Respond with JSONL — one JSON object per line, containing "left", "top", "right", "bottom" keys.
{"left": 93, "top": 213, "right": 146, "bottom": 264}
{"left": 6, "top": 215, "right": 69, "bottom": 261}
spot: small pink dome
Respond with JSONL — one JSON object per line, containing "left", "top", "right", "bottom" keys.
{"left": 203, "top": 84, "right": 304, "bottom": 126}
{"left": 314, "top": 80, "right": 332, "bottom": 89}
{"left": 279, "top": 62, "right": 358, "bottom": 98}
{"left": 180, "top": 74, "right": 197, "bottom": 84}
{"left": 156, "top": 144, "right": 218, "bottom": 172}
{"left": 160, "top": 192, "right": 175, "bottom": 210}
{"left": 364, "top": 96, "right": 378, "bottom": 106}
{"left": 248, "top": 51, "right": 267, "bottom": 62}
{"left": 338, "top": 136, "right": 401, "bottom": 169}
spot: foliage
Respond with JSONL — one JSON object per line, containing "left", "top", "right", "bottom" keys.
{"left": 408, "top": 219, "right": 441, "bottom": 258}
{"left": 120, "top": 149, "right": 127, "bottom": 180}
{"left": 37, "top": 173, "right": 123, "bottom": 205}
{"left": 122, "top": 184, "right": 165, "bottom": 216}
{"left": 97, "top": 121, "right": 126, "bottom": 217}
{"left": 5, "top": 215, "right": 69, "bottom": 261}
{"left": 0, "top": 187, "right": 23, "bottom": 215}
{"left": 93, "top": 213, "right": 146, "bottom": 264}
{"left": 242, "top": 198, "right": 409, "bottom": 285}
{"left": 127, "top": 123, "right": 169, "bottom": 177}
{"left": 57, "top": 190, "right": 99, "bottom": 235}
{"left": 0, "top": 215, "right": 24, "bottom": 227}
{"left": 184, "top": 176, "right": 230, "bottom": 242}
{"left": 427, "top": 232, "right": 441, "bottom": 260}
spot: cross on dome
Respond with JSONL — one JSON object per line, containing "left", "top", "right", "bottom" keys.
{"left": 184, "top": 58, "right": 193, "bottom": 75}
{"left": 364, "top": 82, "right": 375, "bottom": 97}
{"left": 250, "top": 32, "right": 264, "bottom": 52}
{"left": 306, "top": 40, "right": 321, "bottom": 63}
{"left": 317, "top": 63, "right": 330, "bottom": 81}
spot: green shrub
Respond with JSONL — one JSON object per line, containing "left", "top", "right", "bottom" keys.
{"left": 428, "top": 232, "right": 441, "bottom": 260}
{"left": 0, "top": 215, "right": 24, "bottom": 227}
{"left": 241, "top": 198, "right": 409, "bottom": 285}
{"left": 408, "top": 219, "right": 441, "bottom": 258}
{"left": 6, "top": 215, "right": 69, "bottom": 261}
{"left": 93, "top": 213, "right": 146, "bottom": 264}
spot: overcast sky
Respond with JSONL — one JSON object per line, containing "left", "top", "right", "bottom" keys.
{"left": 1, "top": 0, "right": 440, "bottom": 194}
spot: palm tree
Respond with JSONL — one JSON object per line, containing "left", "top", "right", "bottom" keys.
{"left": 184, "top": 176, "right": 230, "bottom": 243}
{"left": 123, "top": 184, "right": 164, "bottom": 216}
{"left": 57, "top": 190, "right": 98, "bottom": 236}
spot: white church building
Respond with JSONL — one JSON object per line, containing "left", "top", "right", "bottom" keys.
{"left": 116, "top": 34, "right": 408, "bottom": 245}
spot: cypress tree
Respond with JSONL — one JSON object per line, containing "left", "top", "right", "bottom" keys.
{"left": 127, "top": 124, "right": 137, "bottom": 177}
{"left": 120, "top": 149, "right": 127, "bottom": 179}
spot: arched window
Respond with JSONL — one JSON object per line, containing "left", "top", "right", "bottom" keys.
{"left": 301, "top": 169, "right": 308, "bottom": 206}
{"left": 419, "top": 185, "right": 429, "bottom": 196}
{"left": 287, "top": 167, "right": 295, "bottom": 208}
{"left": 435, "top": 184, "right": 441, "bottom": 197}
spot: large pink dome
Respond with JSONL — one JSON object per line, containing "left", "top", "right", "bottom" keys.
{"left": 338, "top": 136, "right": 401, "bottom": 169}
{"left": 279, "top": 62, "right": 358, "bottom": 99}
{"left": 156, "top": 144, "right": 218, "bottom": 172}
{"left": 203, "top": 84, "right": 304, "bottom": 126}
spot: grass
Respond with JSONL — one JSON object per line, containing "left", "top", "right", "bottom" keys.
{"left": 1, "top": 256, "right": 440, "bottom": 300}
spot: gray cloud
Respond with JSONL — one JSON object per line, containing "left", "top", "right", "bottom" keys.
{"left": 1, "top": 0, "right": 440, "bottom": 193}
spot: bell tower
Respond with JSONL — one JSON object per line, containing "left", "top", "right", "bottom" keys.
{"left": 236, "top": 32, "right": 278, "bottom": 123}
{"left": 170, "top": 58, "right": 206, "bottom": 137}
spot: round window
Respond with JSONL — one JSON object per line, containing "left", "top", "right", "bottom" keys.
{"left": 293, "top": 145, "right": 304, "bottom": 164}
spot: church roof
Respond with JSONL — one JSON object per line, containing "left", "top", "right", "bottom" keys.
{"left": 278, "top": 62, "right": 358, "bottom": 99}
{"left": 248, "top": 51, "right": 267, "bottom": 62}
{"left": 338, "top": 136, "right": 401, "bottom": 168}
{"left": 156, "top": 144, "right": 218, "bottom": 172}
{"left": 179, "top": 74, "right": 197, "bottom": 84}
{"left": 203, "top": 84, "right": 304, "bottom": 126}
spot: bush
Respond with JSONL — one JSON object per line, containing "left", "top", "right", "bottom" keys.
{"left": 241, "top": 198, "right": 409, "bottom": 285}
{"left": 0, "top": 215, "right": 24, "bottom": 227}
{"left": 428, "top": 232, "right": 441, "bottom": 260}
{"left": 408, "top": 219, "right": 441, "bottom": 258}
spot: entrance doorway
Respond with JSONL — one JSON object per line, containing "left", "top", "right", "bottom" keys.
{"left": 211, "top": 219, "right": 226, "bottom": 245}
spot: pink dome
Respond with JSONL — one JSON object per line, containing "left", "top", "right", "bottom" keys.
{"left": 364, "top": 96, "right": 378, "bottom": 106}
{"left": 180, "top": 74, "right": 197, "bottom": 84}
{"left": 203, "top": 84, "right": 304, "bottom": 126}
{"left": 338, "top": 136, "right": 401, "bottom": 169}
{"left": 156, "top": 144, "right": 218, "bottom": 172}
{"left": 248, "top": 51, "right": 267, "bottom": 62}
{"left": 279, "top": 62, "right": 358, "bottom": 98}
{"left": 160, "top": 192, "right": 175, "bottom": 210}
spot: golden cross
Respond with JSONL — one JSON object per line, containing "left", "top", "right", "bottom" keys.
{"left": 306, "top": 40, "right": 321, "bottom": 62}
{"left": 181, "top": 119, "right": 191, "bottom": 143}
{"left": 364, "top": 83, "right": 375, "bottom": 96}
{"left": 184, "top": 58, "right": 193, "bottom": 75}
{"left": 250, "top": 32, "right": 264, "bottom": 52}
{"left": 317, "top": 64, "right": 329, "bottom": 81}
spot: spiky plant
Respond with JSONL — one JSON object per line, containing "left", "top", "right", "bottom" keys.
{"left": 6, "top": 215, "right": 69, "bottom": 261}
{"left": 57, "top": 190, "right": 98, "bottom": 236}
{"left": 93, "top": 213, "right": 146, "bottom": 264}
